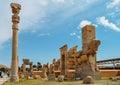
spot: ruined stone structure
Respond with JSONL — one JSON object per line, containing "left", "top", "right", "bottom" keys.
{"left": 42, "top": 66, "right": 47, "bottom": 78}
{"left": 79, "top": 25, "right": 101, "bottom": 79}
{"left": 42, "top": 63, "right": 49, "bottom": 76}
{"left": 60, "top": 45, "right": 77, "bottom": 78}
{"left": 17, "top": 25, "right": 100, "bottom": 80}
{"left": 9, "top": 2, "right": 101, "bottom": 81}
{"left": 22, "top": 59, "right": 33, "bottom": 78}
{"left": 22, "top": 59, "right": 33, "bottom": 73}
{"left": 49, "top": 64, "right": 54, "bottom": 74}
{"left": 47, "top": 59, "right": 60, "bottom": 80}
{"left": 52, "top": 59, "right": 60, "bottom": 71}
{"left": 60, "top": 25, "right": 101, "bottom": 79}
{"left": 10, "top": 3, "right": 21, "bottom": 82}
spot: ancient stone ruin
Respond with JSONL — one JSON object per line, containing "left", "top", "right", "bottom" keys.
{"left": 59, "top": 25, "right": 101, "bottom": 79}
{"left": 38, "top": 25, "right": 101, "bottom": 80}
{"left": 9, "top": 2, "right": 120, "bottom": 83}
{"left": 10, "top": 3, "right": 21, "bottom": 82}
{"left": 41, "top": 64, "right": 47, "bottom": 78}
{"left": 10, "top": 4, "right": 100, "bottom": 80}
{"left": 17, "top": 25, "right": 100, "bottom": 81}
{"left": 22, "top": 59, "right": 33, "bottom": 78}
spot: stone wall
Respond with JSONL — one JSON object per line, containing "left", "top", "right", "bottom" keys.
{"left": 33, "top": 71, "right": 43, "bottom": 76}
{"left": 100, "top": 70, "right": 120, "bottom": 79}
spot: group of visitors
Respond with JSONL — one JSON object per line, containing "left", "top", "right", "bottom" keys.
{"left": 0, "top": 71, "right": 10, "bottom": 78}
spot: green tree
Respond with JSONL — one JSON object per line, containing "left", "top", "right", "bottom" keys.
{"left": 33, "top": 64, "right": 37, "bottom": 71}
{"left": 0, "top": 67, "right": 6, "bottom": 72}
{"left": 37, "top": 62, "right": 42, "bottom": 70}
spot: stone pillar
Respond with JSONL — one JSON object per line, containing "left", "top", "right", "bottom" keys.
{"left": 42, "top": 67, "right": 47, "bottom": 78}
{"left": 30, "top": 63, "right": 33, "bottom": 72}
{"left": 10, "top": 3, "right": 21, "bottom": 82}
{"left": 80, "top": 25, "right": 101, "bottom": 79}
{"left": 60, "top": 45, "right": 68, "bottom": 77}
{"left": 23, "top": 64, "right": 26, "bottom": 73}
{"left": 82, "top": 25, "right": 95, "bottom": 51}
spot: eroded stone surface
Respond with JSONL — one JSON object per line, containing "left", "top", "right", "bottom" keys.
{"left": 58, "top": 75, "right": 64, "bottom": 82}
{"left": 48, "top": 74, "right": 55, "bottom": 81}
{"left": 83, "top": 76, "right": 94, "bottom": 84}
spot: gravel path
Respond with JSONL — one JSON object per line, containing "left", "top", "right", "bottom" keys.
{"left": 0, "top": 75, "right": 9, "bottom": 85}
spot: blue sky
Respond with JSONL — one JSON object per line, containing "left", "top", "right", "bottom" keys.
{"left": 0, "top": 0, "right": 120, "bottom": 67}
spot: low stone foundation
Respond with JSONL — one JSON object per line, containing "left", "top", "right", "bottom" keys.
{"left": 48, "top": 74, "right": 55, "bottom": 81}
{"left": 100, "top": 70, "right": 120, "bottom": 79}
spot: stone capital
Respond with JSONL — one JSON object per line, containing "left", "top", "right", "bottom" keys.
{"left": 11, "top": 3, "right": 21, "bottom": 15}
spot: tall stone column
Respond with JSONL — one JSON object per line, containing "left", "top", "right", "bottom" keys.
{"left": 10, "top": 3, "right": 21, "bottom": 82}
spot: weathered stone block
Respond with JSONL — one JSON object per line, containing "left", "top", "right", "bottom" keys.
{"left": 41, "top": 73, "right": 47, "bottom": 78}
{"left": 58, "top": 75, "right": 64, "bottom": 82}
{"left": 83, "top": 76, "right": 94, "bottom": 84}
{"left": 33, "top": 75, "right": 41, "bottom": 79}
{"left": 94, "top": 72, "right": 101, "bottom": 79}
{"left": 48, "top": 74, "right": 55, "bottom": 81}
{"left": 81, "top": 55, "right": 88, "bottom": 62}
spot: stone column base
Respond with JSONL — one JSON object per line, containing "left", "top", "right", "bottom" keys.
{"left": 10, "top": 75, "right": 19, "bottom": 82}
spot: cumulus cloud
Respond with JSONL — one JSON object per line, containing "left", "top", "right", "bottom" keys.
{"left": 107, "top": 0, "right": 120, "bottom": 8}
{"left": 79, "top": 20, "right": 92, "bottom": 28}
{"left": 70, "top": 19, "right": 94, "bottom": 40}
{"left": 97, "top": 16, "right": 120, "bottom": 32}
{"left": 0, "top": 0, "right": 97, "bottom": 48}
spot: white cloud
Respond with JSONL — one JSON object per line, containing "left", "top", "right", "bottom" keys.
{"left": 79, "top": 20, "right": 92, "bottom": 28}
{"left": 70, "top": 32, "right": 81, "bottom": 40}
{"left": 0, "top": 2, "right": 12, "bottom": 48}
{"left": 0, "top": 0, "right": 46, "bottom": 48}
{"left": 77, "top": 36, "right": 81, "bottom": 39}
{"left": 39, "top": 0, "right": 48, "bottom": 6}
{"left": 19, "top": 0, "right": 46, "bottom": 30}
{"left": 0, "top": 0, "right": 97, "bottom": 48}
{"left": 97, "top": 16, "right": 120, "bottom": 32}
{"left": 107, "top": 0, "right": 120, "bottom": 8}
{"left": 70, "top": 32, "right": 76, "bottom": 36}
{"left": 107, "top": 12, "right": 115, "bottom": 17}
{"left": 70, "top": 19, "right": 95, "bottom": 40}
{"left": 52, "top": 0, "right": 65, "bottom": 3}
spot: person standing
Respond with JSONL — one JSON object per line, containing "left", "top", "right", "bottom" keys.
{"left": 0, "top": 71, "right": 1, "bottom": 78}
{"left": 7, "top": 71, "right": 10, "bottom": 77}
{"left": 1, "top": 71, "right": 3, "bottom": 78}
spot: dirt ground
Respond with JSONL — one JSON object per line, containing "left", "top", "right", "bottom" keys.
{"left": 3, "top": 79, "right": 120, "bottom": 85}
